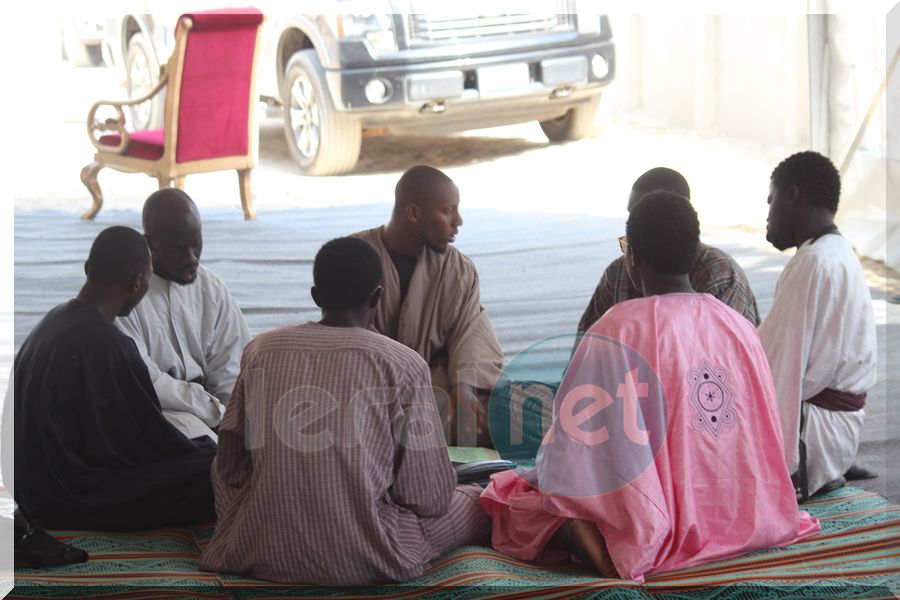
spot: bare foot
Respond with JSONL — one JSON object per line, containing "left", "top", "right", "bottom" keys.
{"left": 550, "top": 518, "right": 619, "bottom": 578}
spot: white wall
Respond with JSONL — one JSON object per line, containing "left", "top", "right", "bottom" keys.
{"left": 607, "top": 12, "right": 897, "bottom": 270}
{"left": 716, "top": 16, "right": 809, "bottom": 147}
{"left": 824, "top": 10, "right": 895, "bottom": 271}
{"left": 890, "top": 5, "right": 900, "bottom": 273}
{"left": 609, "top": 14, "right": 810, "bottom": 149}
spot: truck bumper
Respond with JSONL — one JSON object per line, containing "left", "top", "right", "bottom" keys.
{"left": 324, "top": 39, "right": 615, "bottom": 129}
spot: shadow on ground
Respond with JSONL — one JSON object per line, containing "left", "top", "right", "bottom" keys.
{"left": 258, "top": 120, "right": 551, "bottom": 175}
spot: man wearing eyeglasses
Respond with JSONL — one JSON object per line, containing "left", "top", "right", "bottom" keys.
{"left": 576, "top": 167, "right": 760, "bottom": 344}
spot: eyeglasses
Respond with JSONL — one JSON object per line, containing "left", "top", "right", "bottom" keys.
{"left": 618, "top": 235, "right": 630, "bottom": 254}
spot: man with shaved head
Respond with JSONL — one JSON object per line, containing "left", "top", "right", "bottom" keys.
{"left": 117, "top": 188, "right": 251, "bottom": 440}
{"left": 576, "top": 167, "right": 759, "bottom": 340}
{"left": 354, "top": 165, "right": 503, "bottom": 447}
{"left": 8, "top": 226, "right": 216, "bottom": 537}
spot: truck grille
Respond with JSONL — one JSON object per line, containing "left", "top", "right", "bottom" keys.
{"left": 405, "top": 2, "right": 574, "bottom": 45}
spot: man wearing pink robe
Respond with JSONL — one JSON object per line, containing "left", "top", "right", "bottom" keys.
{"left": 481, "top": 191, "right": 820, "bottom": 581}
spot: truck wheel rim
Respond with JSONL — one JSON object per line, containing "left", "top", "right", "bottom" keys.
{"left": 289, "top": 73, "right": 320, "bottom": 159}
{"left": 128, "top": 49, "right": 152, "bottom": 127}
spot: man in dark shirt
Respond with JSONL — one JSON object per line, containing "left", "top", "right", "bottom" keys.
{"left": 6, "top": 226, "right": 217, "bottom": 533}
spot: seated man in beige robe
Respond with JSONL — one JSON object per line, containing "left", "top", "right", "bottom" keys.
{"left": 355, "top": 165, "right": 503, "bottom": 447}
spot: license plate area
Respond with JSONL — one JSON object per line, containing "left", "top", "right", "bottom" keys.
{"left": 477, "top": 63, "right": 531, "bottom": 98}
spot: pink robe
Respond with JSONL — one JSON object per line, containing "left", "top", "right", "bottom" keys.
{"left": 481, "top": 293, "right": 820, "bottom": 581}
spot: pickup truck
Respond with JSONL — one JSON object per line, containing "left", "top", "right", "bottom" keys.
{"left": 105, "top": 5, "right": 616, "bottom": 175}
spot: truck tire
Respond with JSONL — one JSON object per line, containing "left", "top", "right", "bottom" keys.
{"left": 539, "top": 94, "right": 601, "bottom": 142}
{"left": 282, "top": 50, "right": 362, "bottom": 176}
{"left": 125, "top": 32, "right": 164, "bottom": 131}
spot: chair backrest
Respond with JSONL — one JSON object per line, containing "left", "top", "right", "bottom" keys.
{"left": 165, "top": 9, "right": 264, "bottom": 164}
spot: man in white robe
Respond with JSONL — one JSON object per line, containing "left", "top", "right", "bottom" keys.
{"left": 354, "top": 165, "right": 503, "bottom": 447}
{"left": 117, "top": 189, "right": 251, "bottom": 440}
{"left": 759, "top": 151, "right": 877, "bottom": 498}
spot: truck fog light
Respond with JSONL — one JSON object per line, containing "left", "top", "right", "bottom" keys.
{"left": 591, "top": 55, "right": 609, "bottom": 79}
{"left": 365, "top": 78, "right": 391, "bottom": 104}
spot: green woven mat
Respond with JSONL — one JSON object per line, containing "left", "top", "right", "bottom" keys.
{"left": 13, "top": 486, "right": 900, "bottom": 599}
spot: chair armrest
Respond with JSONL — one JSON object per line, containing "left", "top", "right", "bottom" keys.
{"left": 85, "top": 73, "right": 169, "bottom": 154}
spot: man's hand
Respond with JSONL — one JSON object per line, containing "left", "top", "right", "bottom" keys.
{"left": 187, "top": 382, "right": 225, "bottom": 427}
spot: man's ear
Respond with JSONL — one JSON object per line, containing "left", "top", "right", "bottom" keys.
{"left": 625, "top": 251, "right": 643, "bottom": 292}
{"left": 143, "top": 233, "right": 158, "bottom": 256}
{"left": 786, "top": 184, "right": 801, "bottom": 206}
{"left": 310, "top": 286, "right": 323, "bottom": 308}
{"left": 405, "top": 203, "right": 422, "bottom": 224}
{"left": 369, "top": 285, "right": 383, "bottom": 309}
{"left": 128, "top": 272, "right": 143, "bottom": 293}
{"left": 628, "top": 250, "right": 641, "bottom": 271}
{"left": 83, "top": 260, "right": 90, "bottom": 277}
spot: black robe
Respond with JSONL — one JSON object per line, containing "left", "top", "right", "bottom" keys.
{"left": 7, "top": 300, "right": 217, "bottom": 530}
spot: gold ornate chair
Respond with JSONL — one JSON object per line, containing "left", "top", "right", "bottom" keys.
{"left": 82, "top": 8, "right": 264, "bottom": 220}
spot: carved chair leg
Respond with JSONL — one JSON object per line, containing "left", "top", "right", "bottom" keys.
{"left": 80, "top": 161, "right": 105, "bottom": 220}
{"left": 237, "top": 168, "right": 256, "bottom": 220}
{"left": 173, "top": 176, "right": 186, "bottom": 190}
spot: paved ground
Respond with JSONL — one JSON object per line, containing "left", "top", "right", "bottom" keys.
{"left": 3, "top": 59, "right": 899, "bottom": 503}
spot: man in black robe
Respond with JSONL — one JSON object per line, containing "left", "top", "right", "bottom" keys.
{"left": 7, "top": 226, "right": 216, "bottom": 533}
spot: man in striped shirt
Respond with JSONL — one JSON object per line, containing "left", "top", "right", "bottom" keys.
{"left": 201, "top": 237, "right": 488, "bottom": 585}
{"left": 576, "top": 168, "right": 760, "bottom": 339}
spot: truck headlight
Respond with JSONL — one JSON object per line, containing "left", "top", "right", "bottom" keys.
{"left": 591, "top": 54, "right": 609, "bottom": 79}
{"left": 336, "top": 3, "right": 397, "bottom": 53}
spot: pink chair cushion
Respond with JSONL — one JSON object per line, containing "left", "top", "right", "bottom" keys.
{"left": 174, "top": 9, "right": 262, "bottom": 163}
{"left": 99, "top": 129, "right": 164, "bottom": 160}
